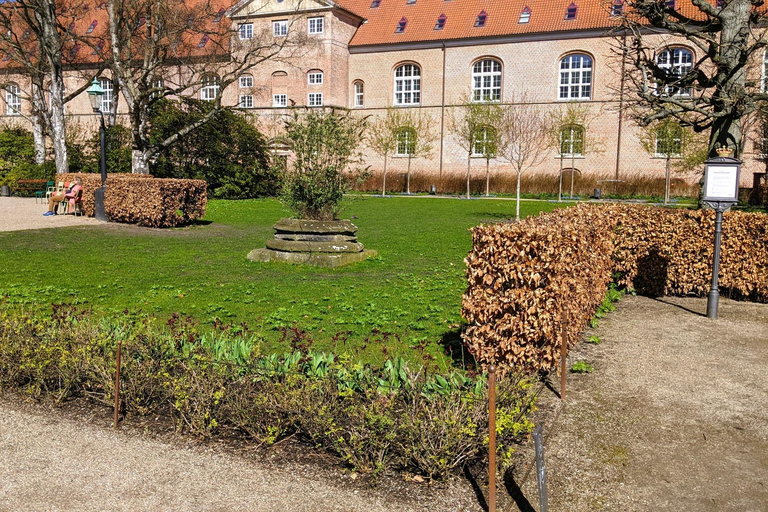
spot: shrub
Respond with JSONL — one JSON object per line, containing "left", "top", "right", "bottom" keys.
{"left": 281, "top": 109, "right": 367, "bottom": 220}
{"left": 0, "top": 304, "right": 537, "bottom": 480}
{"left": 150, "top": 99, "right": 277, "bottom": 199}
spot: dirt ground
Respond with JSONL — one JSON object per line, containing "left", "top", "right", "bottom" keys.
{"left": 1, "top": 295, "right": 766, "bottom": 511}
{"left": 507, "top": 294, "right": 768, "bottom": 512}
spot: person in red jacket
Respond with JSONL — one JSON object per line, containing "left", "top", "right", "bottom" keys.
{"left": 44, "top": 177, "right": 82, "bottom": 216}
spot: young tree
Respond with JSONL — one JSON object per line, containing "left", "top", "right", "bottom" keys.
{"left": 391, "top": 108, "right": 434, "bottom": 194}
{"left": 105, "top": 0, "right": 309, "bottom": 173}
{"left": 450, "top": 96, "right": 502, "bottom": 199}
{"left": 548, "top": 103, "right": 603, "bottom": 201}
{"left": 498, "top": 98, "right": 552, "bottom": 221}
{"left": 619, "top": 0, "right": 768, "bottom": 158}
{"left": 639, "top": 118, "right": 706, "bottom": 204}
{"left": 365, "top": 107, "right": 398, "bottom": 196}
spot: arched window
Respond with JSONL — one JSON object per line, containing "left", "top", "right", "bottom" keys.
{"left": 308, "top": 70, "right": 323, "bottom": 85}
{"left": 99, "top": 77, "right": 113, "bottom": 112}
{"left": 559, "top": 124, "right": 585, "bottom": 156}
{"left": 654, "top": 121, "right": 683, "bottom": 157}
{"left": 472, "top": 125, "right": 497, "bottom": 157}
{"left": 272, "top": 71, "right": 288, "bottom": 107}
{"left": 353, "top": 81, "right": 364, "bottom": 107}
{"left": 472, "top": 58, "right": 502, "bottom": 102}
{"left": 394, "top": 63, "right": 420, "bottom": 105}
{"left": 5, "top": 82, "right": 20, "bottom": 115}
{"left": 656, "top": 47, "right": 693, "bottom": 97}
{"left": 200, "top": 74, "right": 220, "bottom": 101}
{"left": 395, "top": 126, "right": 416, "bottom": 155}
{"left": 559, "top": 54, "right": 592, "bottom": 100}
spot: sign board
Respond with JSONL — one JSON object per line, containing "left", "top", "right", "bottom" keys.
{"left": 703, "top": 157, "right": 740, "bottom": 203}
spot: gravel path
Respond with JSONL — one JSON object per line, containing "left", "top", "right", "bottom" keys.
{"left": 0, "top": 197, "right": 97, "bottom": 232}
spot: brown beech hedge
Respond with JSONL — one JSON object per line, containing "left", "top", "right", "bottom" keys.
{"left": 462, "top": 204, "right": 768, "bottom": 373}
{"left": 62, "top": 173, "right": 206, "bottom": 228}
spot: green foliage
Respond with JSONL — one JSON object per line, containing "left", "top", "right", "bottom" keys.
{"left": 0, "top": 305, "right": 538, "bottom": 480}
{"left": 150, "top": 99, "right": 277, "bottom": 199}
{"left": 281, "top": 109, "right": 367, "bottom": 220}
{"left": 0, "top": 161, "right": 55, "bottom": 188}
{"left": 571, "top": 360, "right": 594, "bottom": 373}
{"left": 587, "top": 335, "right": 602, "bottom": 345}
{"left": 0, "top": 128, "right": 42, "bottom": 186}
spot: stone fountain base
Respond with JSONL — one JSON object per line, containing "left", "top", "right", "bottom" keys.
{"left": 247, "top": 218, "right": 377, "bottom": 267}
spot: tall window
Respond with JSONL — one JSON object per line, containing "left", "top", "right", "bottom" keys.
{"left": 559, "top": 54, "right": 592, "bottom": 100}
{"left": 308, "top": 92, "right": 323, "bottom": 106}
{"left": 394, "top": 63, "right": 420, "bottom": 105}
{"left": 239, "top": 95, "right": 254, "bottom": 108}
{"left": 99, "top": 77, "right": 113, "bottom": 112}
{"left": 273, "top": 20, "right": 288, "bottom": 36}
{"left": 273, "top": 94, "right": 287, "bottom": 107}
{"left": 472, "top": 125, "right": 497, "bottom": 156}
{"left": 472, "top": 58, "right": 502, "bottom": 102}
{"left": 238, "top": 23, "right": 253, "bottom": 40}
{"left": 559, "top": 124, "right": 585, "bottom": 156}
{"left": 200, "top": 75, "right": 220, "bottom": 101}
{"left": 5, "top": 83, "right": 20, "bottom": 115}
{"left": 657, "top": 47, "right": 693, "bottom": 97}
{"left": 655, "top": 122, "right": 683, "bottom": 157}
{"left": 308, "top": 17, "right": 324, "bottom": 34}
{"left": 395, "top": 126, "right": 416, "bottom": 156}
{"left": 308, "top": 71, "right": 323, "bottom": 85}
{"left": 239, "top": 74, "right": 253, "bottom": 88}
{"left": 353, "top": 81, "right": 364, "bottom": 107}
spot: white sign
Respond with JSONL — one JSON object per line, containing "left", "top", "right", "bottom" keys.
{"left": 704, "top": 164, "right": 739, "bottom": 201}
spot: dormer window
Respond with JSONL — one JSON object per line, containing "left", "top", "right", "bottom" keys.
{"left": 92, "top": 40, "right": 104, "bottom": 56}
{"left": 86, "top": 20, "right": 98, "bottom": 34}
{"left": 519, "top": 7, "right": 531, "bottom": 23}
{"left": 198, "top": 34, "right": 209, "bottom": 48}
{"left": 475, "top": 10, "right": 487, "bottom": 27}
{"left": 370, "top": 0, "right": 380, "bottom": 7}
{"left": 214, "top": 8, "right": 225, "bottom": 22}
{"left": 565, "top": 3, "right": 577, "bottom": 20}
{"left": 716, "top": 0, "right": 724, "bottom": 6}
{"left": 395, "top": 17, "right": 407, "bottom": 33}
{"left": 407, "top": 0, "right": 416, "bottom": 4}
{"left": 69, "top": 43, "right": 80, "bottom": 57}
{"left": 435, "top": 14, "right": 446, "bottom": 30}
{"left": 611, "top": 0, "right": 623, "bottom": 16}
{"left": 665, "top": 0, "right": 675, "bottom": 8}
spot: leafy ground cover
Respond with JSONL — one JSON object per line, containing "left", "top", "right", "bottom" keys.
{"left": 0, "top": 196, "right": 559, "bottom": 366}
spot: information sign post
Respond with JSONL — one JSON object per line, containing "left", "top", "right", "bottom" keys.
{"left": 702, "top": 157, "right": 741, "bottom": 319}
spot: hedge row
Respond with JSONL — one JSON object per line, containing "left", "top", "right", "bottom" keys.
{"left": 462, "top": 204, "right": 768, "bottom": 372}
{"left": 61, "top": 173, "right": 206, "bottom": 228}
{"left": 0, "top": 306, "right": 537, "bottom": 480}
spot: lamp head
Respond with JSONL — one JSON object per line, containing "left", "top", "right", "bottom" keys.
{"left": 86, "top": 78, "right": 105, "bottom": 113}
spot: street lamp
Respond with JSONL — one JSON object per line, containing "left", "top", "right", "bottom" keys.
{"left": 702, "top": 154, "right": 741, "bottom": 319}
{"left": 86, "top": 78, "right": 108, "bottom": 221}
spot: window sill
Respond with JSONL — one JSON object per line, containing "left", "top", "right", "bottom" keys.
{"left": 555, "top": 155, "right": 585, "bottom": 159}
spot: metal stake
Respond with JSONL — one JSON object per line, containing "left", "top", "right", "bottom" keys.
{"left": 488, "top": 365, "right": 497, "bottom": 512}
{"left": 114, "top": 340, "right": 122, "bottom": 429}
{"left": 706, "top": 208, "right": 724, "bottom": 319}
{"left": 560, "top": 321, "right": 567, "bottom": 400}
{"left": 534, "top": 426, "right": 549, "bottom": 512}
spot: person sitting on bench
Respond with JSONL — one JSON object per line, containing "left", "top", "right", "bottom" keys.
{"left": 43, "top": 177, "right": 82, "bottom": 216}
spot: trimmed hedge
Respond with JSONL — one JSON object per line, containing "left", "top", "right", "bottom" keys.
{"left": 462, "top": 204, "right": 768, "bottom": 372}
{"left": 61, "top": 173, "right": 206, "bottom": 228}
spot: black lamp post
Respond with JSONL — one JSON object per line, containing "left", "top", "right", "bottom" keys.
{"left": 702, "top": 154, "right": 741, "bottom": 319}
{"left": 86, "top": 78, "right": 108, "bottom": 221}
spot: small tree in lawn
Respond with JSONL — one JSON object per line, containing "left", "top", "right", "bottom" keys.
{"left": 639, "top": 118, "right": 706, "bottom": 204}
{"left": 365, "top": 107, "right": 422, "bottom": 196}
{"left": 498, "top": 99, "right": 553, "bottom": 221}
{"left": 548, "top": 103, "right": 603, "bottom": 201}
{"left": 450, "top": 96, "right": 502, "bottom": 199}
{"left": 390, "top": 109, "right": 435, "bottom": 194}
{"left": 281, "top": 108, "right": 367, "bottom": 221}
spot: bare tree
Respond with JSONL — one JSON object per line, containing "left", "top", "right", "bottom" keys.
{"left": 498, "top": 97, "right": 552, "bottom": 221}
{"left": 619, "top": 0, "right": 768, "bottom": 158}
{"left": 106, "top": 0, "right": 310, "bottom": 173}
{"left": 450, "top": 96, "right": 502, "bottom": 199}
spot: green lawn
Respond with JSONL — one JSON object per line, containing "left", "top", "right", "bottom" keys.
{"left": 1, "top": 196, "right": 560, "bottom": 366}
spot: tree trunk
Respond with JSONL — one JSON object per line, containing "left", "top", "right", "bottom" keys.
{"left": 515, "top": 171, "right": 521, "bottom": 221}
{"left": 558, "top": 157, "right": 564, "bottom": 202}
{"left": 485, "top": 158, "right": 490, "bottom": 197}
{"left": 466, "top": 153, "right": 471, "bottom": 199}
{"left": 382, "top": 154, "right": 388, "bottom": 197}
{"left": 48, "top": 70, "right": 68, "bottom": 174}
{"left": 132, "top": 150, "right": 151, "bottom": 175}
{"left": 570, "top": 153, "right": 576, "bottom": 199}
{"left": 30, "top": 80, "right": 47, "bottom": 165}
{"left": 407, "top": 156, "right": 411, "bottom": 194}
{"left": 664, "top": 156, "right": 671, "bottom": 205}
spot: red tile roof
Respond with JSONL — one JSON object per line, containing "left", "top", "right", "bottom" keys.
{"left": 339, "top": 0, "right": 712, "bottom": 48}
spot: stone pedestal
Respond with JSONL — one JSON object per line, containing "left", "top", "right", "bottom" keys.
{"left": 248, "top": 218, "right": 377, "bottom": 267}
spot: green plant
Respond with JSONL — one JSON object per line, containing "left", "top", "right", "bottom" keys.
{"left": 280, "top": 109, "right": 367, "bottom": 220}
{"left": 587, "top": 335, "right": 602, "bottom": 344}
{"left": 571, "top": 361, "right": 594, "bottom": 373}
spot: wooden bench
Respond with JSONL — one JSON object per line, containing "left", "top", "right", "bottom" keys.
{"left": 14, "top": 179, "right": 48, "bottom": 195}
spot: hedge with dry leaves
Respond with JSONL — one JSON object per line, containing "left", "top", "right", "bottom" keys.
{"left": 61, "top": 173, "right": 206, "bottom": 228}
{"left": 462, "top": 204, "right": 768, "bottom": 373}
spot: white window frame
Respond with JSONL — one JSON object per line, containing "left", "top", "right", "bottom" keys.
{"left": 654, "top": 125, "right": 683, "bottom": 157}
{"left": 559, "top": 54, "right": 592, "bottom": 100}
{"left": 395, "top": 127, "right": 416, "bottom": 156}
{"left": 99, "top": 77, "right": 113, "bottom": 112}
{"left": 273, "top": 20, "right": 288, "bottom": 37}
{"left": 273, "top": 94, "right": 287, "bottom": 107}
{"left": 353, "top": 81, "right": 364, "bottom": 107}
{"left": 559, "top": 125, "right": 585, "bottom": 157}
{"left": 5, "top": 83, "right": 20, "bottom": 115}
{"left": 308, "top": 16, "right": 324, "bottom": 34}
{"left": 393, "top": 63, "right": 420, "bottom": 106}
{"left": 472, "top": 125, "right": 496, "bottom": 157}
{"left": 657, "top": 47, "right": 693, "bottom": 97}
{"left": 239, "top": 75, "right": 254, "bottom": 88}
{"left": 238, "top": 23, "right": 253, "bottom": 40}
{"left": 471, "top": 58, "right": 502, "bottom": 102}
{"left": 308, "top": 92, "right": 323, "bottom": 107}
{"left": 200, "top": 75, "right": 220, "bottom": 102}
{"left": 308, "top": 71, "right": 324, "bottom": 85}
{"left": 239, "top": 95, "right": 254, "bottom": 109}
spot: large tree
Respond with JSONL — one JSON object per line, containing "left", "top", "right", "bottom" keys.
{"left": 621, "top": 0, "right": 768, "bottom": 158}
